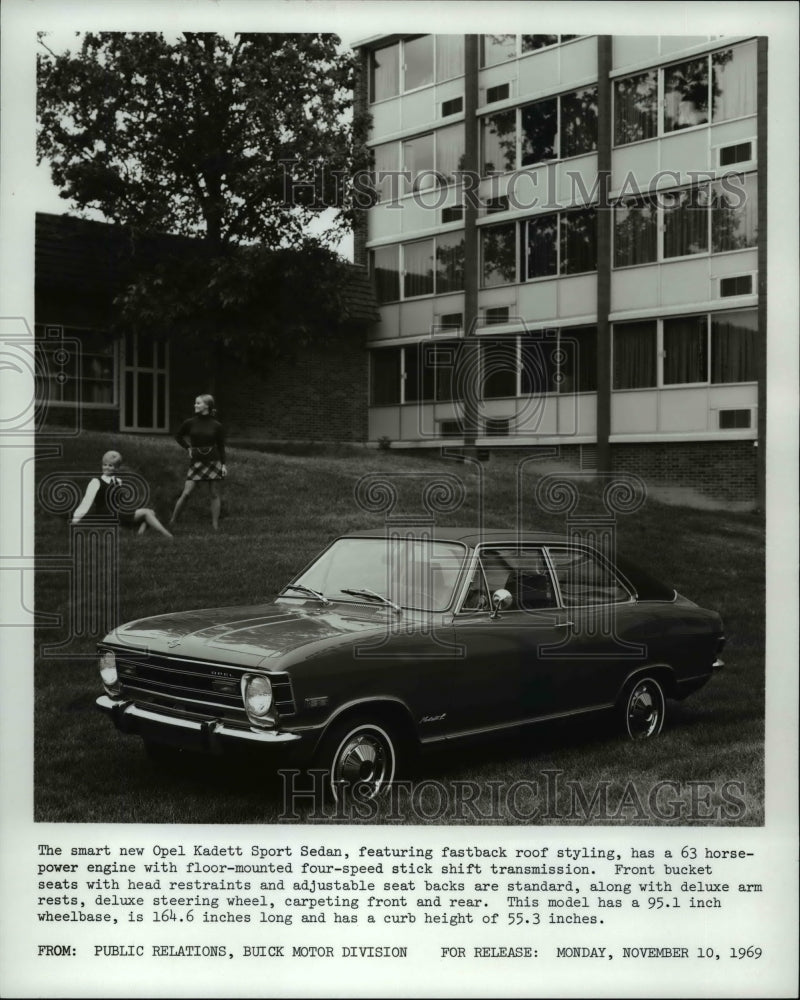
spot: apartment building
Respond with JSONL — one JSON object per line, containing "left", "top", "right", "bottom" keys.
{"left": 353, "top": 34, "right": 765, "bottom": 505}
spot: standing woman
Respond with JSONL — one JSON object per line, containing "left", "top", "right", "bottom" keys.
{"left": 170, "top": 394, "right": 227, "bottom": 530}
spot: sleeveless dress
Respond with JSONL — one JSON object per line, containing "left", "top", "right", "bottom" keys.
{"left": 89, "top": 477, "right": 137, "bottom": 529}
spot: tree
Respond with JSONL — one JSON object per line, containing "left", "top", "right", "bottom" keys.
{"left": 37, "top": 32, "right": 370, "bottom": 369}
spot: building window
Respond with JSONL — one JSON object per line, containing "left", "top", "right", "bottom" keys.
{"left": 484, "top": 306, "right": 510, "bottom": 325}
{"left": 559, "top": 87, "right": 599, "bottom": 158}
{"left": 404, "top": 341, "right": 436, "bottom": 403}
{"left": 374, "top": 125, "right": 464, "bottom": 201}
{"left": 436, "top": 123, "right": 466, "bottom": 185}
{"left": 403, "top": 239, "right": 435, "bottom": 298}
{"left": 435, "top": 231, "right": 465, "bottom": 293}
{"left": 403, "top": 35, "right": 434, "bottom": 91}
{"left": 524, "top": 210, "right": 597, "bottom": 279}
{"left": 560, "top": 208, "right": 597, "bottom": 275}
{"left": 711, "top": 174, "right": 757, "bottom": 252}
{"left": 525, "top": 213, "right": 558, "bottom": 279}
{"left": 520, "top": 97, "right": 558, "bottom": 166}
{"left": 613, "top": 310, "right": 758, "bottom": 390}
{"left": 614, "top": 41, "right": 756, "bottom": 146}
{"left": 37, "top": 325, "right": 117, "bottom": 406}
{"left": 662, "top": 185, "right": 709, "bottom": 258}
{"left": 712, "top": 42, "right": 757, "bottom": 121}
{"left": 121, "top": 333, "right": 169, "bottom": 431}
{"left": 711, "top": 309, "right": 757, "bottom": 383}
{"left": 614, "top": 195, "right": 658, "bottom": 266}
{"left": 663, "top": 56, "right": 709, "bottom": 132}
{"left": 614, "top": 175, "right": 756, "bottom": 266}
{"left": 370, "top": 43, "right": 400, "bottom": 102}
{"left": 613, "top": 70, "right": 657, "bottom": 145}
{"left": 663, "top": 314, "right": 708, "bottom": 385}
{"left": 482, "top": 34, "right": 585, "bottom": 59}
{"left": 372, "top": 141, "right": 399, "bottom": 202}
{"left": 372, "top": 245, "right": 400, "bottom": 303}
{"left": 613, "top": 320, "right": 657, "bottom": 389}
{"left": 484, "top": 86, "right": 597, "bottom": 173}
{"left": 402, "top": 133, "right": 434, "bottom": 193}
{"left": 436, "top": 35, "right": 464, "bottom": 82}
{"left": 370, "top": 36, "right": 461, "bottom": 101}
{"left": 442, "top": 205, "right": 464, "bottom": 223}
{"left": 371, "top": 348, "right": 402, "bottom": 404}
{"left": 481, "top": 34, "right": 516, "bottom": 67}
{"left": 441, "top": 96, "right": 463, "bottom": 116}
{"left": 482, "top": 110, "right": 516, "bottom": 175}
{"left": 481, "top": 222, "right": 517, "bottom": 287}
{"left": 558, "top": 326, "right": 598, "bottom": 393}
{"left": 430, "top": 339, "right": 464, "bottom": 402}
{"left": 521, "top": 35, "right": 559, "bottom": 52}
{"left": 486, "top": 83, "right": 510, "bottom": 104}
{"left": 481, "top": 338, "right": 518, "bottom": 399}
{"left": 372, "top": 233, "right": 465, "bottom": 302}
{"left": 519, "top": 327, "right": 597, "bottom": 395}
{"left": 437, "top": 312, "right": 463, "bottom": 331}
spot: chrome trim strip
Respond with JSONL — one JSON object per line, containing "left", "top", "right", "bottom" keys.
{"left": 96, "top": 696, "right": 301, "bottom": 743}
{"left": 420, "top": 701, "right": 616, "bottom": 744}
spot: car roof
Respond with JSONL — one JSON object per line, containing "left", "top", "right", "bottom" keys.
{"left": 341, "top": 528, "right": 569, "bottom": 546}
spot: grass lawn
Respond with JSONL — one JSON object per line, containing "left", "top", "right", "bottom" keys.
{"left": 34, "top": 431, "right": 765, "bottom": 825}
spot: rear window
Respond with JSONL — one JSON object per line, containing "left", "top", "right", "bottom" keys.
{"left": 612, "top": 554, "right": 676, "bottom": 602}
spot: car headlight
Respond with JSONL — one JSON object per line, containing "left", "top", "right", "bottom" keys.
{"left": 99, "top": 649, "right": 120, "bottom": 695}
{"left": 242, "top": 674, "right": 273, "bottom": 725}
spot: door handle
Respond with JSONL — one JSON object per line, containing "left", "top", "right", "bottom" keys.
{"left": 553, "top": 621, "right": 575, "bottom": 628}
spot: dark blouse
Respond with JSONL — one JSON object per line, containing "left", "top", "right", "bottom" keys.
{"left": 175, "top": 414, "right": 226, "bottom": 463}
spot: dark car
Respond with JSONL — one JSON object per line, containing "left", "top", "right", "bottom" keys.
{"left": 96, "top": 529, "right": 725, "bottom": 799}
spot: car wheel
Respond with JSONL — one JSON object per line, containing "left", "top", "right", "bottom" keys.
{"left": 320, "top": 719, "right": 397, "bottom": 803}
{"left": 622, "top": 676, "right": 665, "bottom": 740}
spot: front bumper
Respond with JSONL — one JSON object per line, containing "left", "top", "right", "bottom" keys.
{"left": 97, "top": 695, "right": 310, "bottom": 759}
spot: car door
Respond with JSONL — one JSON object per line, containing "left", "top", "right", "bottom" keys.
{"left": 539, "top": 544, "right": 644, "bottom": 712}
{"left": 451, "top": 545, "right": 576, "bottom": 732}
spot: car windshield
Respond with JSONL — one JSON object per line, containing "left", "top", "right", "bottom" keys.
{"left": 288, "top": 537, "right": 468, "bottom": 612}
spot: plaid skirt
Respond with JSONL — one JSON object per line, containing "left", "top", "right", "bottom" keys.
{"left": 187, "top": 458, "right": 225, "bottom": 481}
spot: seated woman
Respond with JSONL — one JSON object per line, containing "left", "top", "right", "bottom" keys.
{"left": 72, "top": 450, "right": 173, "bottom": 539}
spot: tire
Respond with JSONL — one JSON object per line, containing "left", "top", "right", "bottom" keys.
{"left": 317, "top": 718, "right": 398, "bottom": 803}
{"left": 621, "top": 676, "right": 665, "bottom": 740}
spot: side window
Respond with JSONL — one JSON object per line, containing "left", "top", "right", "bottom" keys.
{"left": 548, "top": 547, "right": 631, "bottom": 606}
{"left": 461, "top": 547, "right": 556, "bottom": 612}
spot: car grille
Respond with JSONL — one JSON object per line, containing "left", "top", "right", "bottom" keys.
{"left": 113, "top": 650, "right": 296, "bottom": 726}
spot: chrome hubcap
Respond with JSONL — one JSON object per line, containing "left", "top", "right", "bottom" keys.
{"left": 333, "top": 732, "right": 389, "bottom": 796}
{"left": 628, "top": 683, "right": 660, "bottom": 738}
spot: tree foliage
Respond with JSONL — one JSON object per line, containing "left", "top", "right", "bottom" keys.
{"left": 37, "top": 32, "right": 370, "bottom": 367}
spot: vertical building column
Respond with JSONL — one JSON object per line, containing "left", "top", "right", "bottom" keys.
{"left": 756, "top": 38, "right": 768, "bottom": 511}
{"left": 462, "top": 34, "right": 480, "bottom": 448}
{"left": 595, "top": 36, "right": 613, "bottom": 474}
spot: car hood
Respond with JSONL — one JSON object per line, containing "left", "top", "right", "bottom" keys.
{"left": 105, "top": 601, "right": 391, "bottom": 668}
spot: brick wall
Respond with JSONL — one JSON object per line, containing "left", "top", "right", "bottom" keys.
{"left": 611, "top": 441, "right": 757, "bottom": 504}
{"left": 477, "top": 440, "right": 757, "bottom": 506}
{"left": 215, "top": 332, "right": 369, "bottom": 441}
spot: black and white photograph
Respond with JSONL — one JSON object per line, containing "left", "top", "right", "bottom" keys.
{"left": 1, "top": 1, "right": 797, "bottom": 996}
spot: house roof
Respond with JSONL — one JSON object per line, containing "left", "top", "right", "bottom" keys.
{"left": 35, "top": 212, "right": 379, "bottom": 325}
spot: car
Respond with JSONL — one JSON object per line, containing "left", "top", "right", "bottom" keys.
{"left": 96, "top": 529, "right": 725, "bottom": 800}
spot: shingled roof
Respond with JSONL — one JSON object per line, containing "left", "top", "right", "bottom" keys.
{"left": 35, "top": 212, "right": 379, "bottom": 325}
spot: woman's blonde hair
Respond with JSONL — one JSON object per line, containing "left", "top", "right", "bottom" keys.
{"left": 197, "top": 393, "right": 216, "bottom": 417}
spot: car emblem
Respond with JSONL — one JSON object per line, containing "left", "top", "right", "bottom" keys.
{"left": 167, "top": 639, "right": 181, "bottom": 648}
